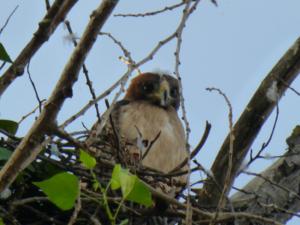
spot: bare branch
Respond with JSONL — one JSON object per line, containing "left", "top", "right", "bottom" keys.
{"left": 173, "top": 1, "right": 202, "bottom": 224}
{"left": 99, "top": 32, "right": 134, "bottom": 63}
{"left": 170, "top": 121, "right": 211, "bottom": 173}
{"left": 67, "top": 181, "right": 81, "bottom": 225}
{"left": 61, "top": 32, "right": 135, "bottom": 129}
{"left": 198, "top": 36, "right": 300, "bottom": 207}
{"left": 0, "top": 0, "right": 78, "bottom": 96}
{"left": 64, "top": 20, "right": 101, "bottom": 122}
{"left": 245, "top": 103, "right": 280, "bottom": 169}
{"left": 18, "top": 100, "right": 46, "bottom": 124}
{"left": 206, "top": 87, "right": 234, "bottom": 224}
{"left": 0, "top": 0, "right": 119, "bottom": 193}
{"left": 44, "top": 0, "right": 51, "bottom": 10}
{"left": 231, "top": 128, "right": 300, "bottom": 224}
{"left": 27, "top": 61, "right": 43, "bottom": 113}
{"left": 114, "top": 1, "right": 184, "bottom": 18}
{"left": 0, "top": 5, "right": 19, "bottom": 36}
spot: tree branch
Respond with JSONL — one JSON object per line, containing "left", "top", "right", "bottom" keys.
{"left": 231, "top": 126, "right": 300, "bottom": 224}
{"left": 0, "top": 0, "right": 119, "bottom": 193}
{"left": 197, "top": 37, "right": 300, "bottom": 206}
{"left": 0, "top": 0, "right": 78, "bottom": 96}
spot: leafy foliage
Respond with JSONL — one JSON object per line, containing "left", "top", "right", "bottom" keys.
{"left": 33, "top": 172, "right": 79, "bottom": 210}
{"left": 0, "top": 43, "right": 12, "bottom": 63}
{"left": 0, "top": 147, "right": 12, "bottom": 161}
{"left": 79, "top": 149, "right": 96, "bottom": 169}
{"left": 111, "top": 164, "right": 152, "bottom": 207}
{"left": 0, "top": 119, "right": 18, "bottom": 135}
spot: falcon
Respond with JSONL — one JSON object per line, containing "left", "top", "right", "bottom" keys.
{"left": 86, "top": 72, "right": 188, "bottom": 192}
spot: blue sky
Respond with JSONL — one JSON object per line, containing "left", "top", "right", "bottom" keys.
{"left": 1, "top": 1, "right": 300, "bottom": 224}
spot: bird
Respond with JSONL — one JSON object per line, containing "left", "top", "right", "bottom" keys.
{"left": 86, "top": 72, "right": 188, "bottom": 194}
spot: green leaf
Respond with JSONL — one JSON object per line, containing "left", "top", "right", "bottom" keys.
{"left": 79, "top": 149, "right": 96, "bottom": 169}
{"left": 0, "top": 217, "right": 4, "bottom": 225}
{"left": 0, "top": 43, "right": 12, "bottom": 63}
{"left": 126, "top": 177, "right": 152, "bottom": 207}
{"left": 0, "top": 119, "right": 18, "bottom": 135}
{"left": 110, "top": 164, "right": 152, "bottom": 207}
{"left": 33, "top": 172, "right": 79, "bottom": 210}
{"left": 110, "top": 164, "right": 122, "bottom": 190}
{"left": 118, "top": 219, "right": 129, "bottom": 225}
{"left": 0, "top": 147, "right": 12, "bottom": 161}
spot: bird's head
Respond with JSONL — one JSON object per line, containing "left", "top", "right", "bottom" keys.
{"left": 124, "top": 72, "right": 180, "bottom": 110}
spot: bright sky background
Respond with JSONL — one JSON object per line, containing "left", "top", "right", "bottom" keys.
{"left": 1, "top": 1, "right": 300, "bottom": 224}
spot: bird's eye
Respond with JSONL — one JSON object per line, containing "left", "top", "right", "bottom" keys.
{"left": 142, "top": 83, "right": 154, "bottom": 93}
{"left": 170, "top": 87, "right": 178, "bottom": 97}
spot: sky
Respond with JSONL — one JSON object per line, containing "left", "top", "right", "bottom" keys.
{"left": 1, "top": 0, "right": 300, "bottom": 224}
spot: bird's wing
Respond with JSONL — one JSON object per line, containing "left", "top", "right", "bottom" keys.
{"left": 85, "top": 100, "right": 131, "bottom": 162}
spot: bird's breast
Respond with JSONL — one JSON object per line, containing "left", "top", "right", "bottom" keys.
{"left": 117, "top": 102, "right": 187, "bottom": 173}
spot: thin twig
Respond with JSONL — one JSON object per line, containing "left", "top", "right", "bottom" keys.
{"left": 64, "top": 20, "right": 102, "bottom": 123}
{"left": 258, "top": 202, "right": 300, "bottom": 219}
{"left": 210, "top": 0, "right": 218, "bottom": 7}
{"left": 198, "top": 36, "right": 300, "bottom": 209}
{"left": 99, "top": 32, "right": 133, "bottom": 63}
{"left": 114, "top": 1, "right": 184, "bottom": 17}
{"left": 105, "top": 99, "right": 122, "bottom": 163}
{"left": 0, "top": 0, "right": 78, "bottom": 96}
{"left": 242, "top": 170, "right": 300, "bottom": 201}
{"left": 173, "top": 1, "right": 202, "bottom": 224}
{"left": 0, "top": 5, "right": 19, "bottom": 36}
{"left": 44, "top": 0, "right": 51, "bottom": 10}
{"left": 11, "top": 197, "right": 48, "bottom": 207}
{"left": 27, "top": 61, "right": 43, "bottom": 113}
{"left": 141, "top": 131, "right": 161, "bottom": 160}
{"left": 0, "top": 129, "right": 21, "bottom": 141}
{"left": 0, "top": 62, "right": 6, "bottom": 70}
{"left": 18, "top": 100, "right": 46, "bottom": 124}
{"left": 0, "top": 0, "right": 119, "bottom": 192}
{"left": 63, "top": 0, "right": 200, "bottom": 131}
{"left": 20, "top": 205, "right": 65, "bottom": 225}
{"left": 61, "top": 32, "right": 135, "bottom": 129}
{"left": 67, "top": 181, "right": 82, "bottom": 225}
{"left": 206, "top": 87, "right": 234, "bottom": 224}
{"left": 245, "top": 103, "right": 280, "bottom": 169}
{"left": 277, "top": 77, "right": 300, "bottom": 96}
{"left": 170, "top": 121, "right": 211, "bottom": 173}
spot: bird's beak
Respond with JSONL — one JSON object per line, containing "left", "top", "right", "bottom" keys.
{"left": 158, "top": 78, "right": 170, "bottom": 107}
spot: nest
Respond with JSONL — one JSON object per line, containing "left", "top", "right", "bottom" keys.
{"left": 0, "top": 127, "right": 193, "bottom": 225}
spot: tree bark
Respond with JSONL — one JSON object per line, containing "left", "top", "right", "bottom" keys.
{"left": 197, "top": 37, "right": 300, "bottom": 207}
{"left": 231, "top": 126, "right": 300, "bottom": 224}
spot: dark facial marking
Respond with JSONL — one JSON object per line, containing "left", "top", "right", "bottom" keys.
{"left": 142, "top": 81, "right": 155, "bottom": 93}
{"left": 125, "top": 73, "right": 181, "bottom": 110}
